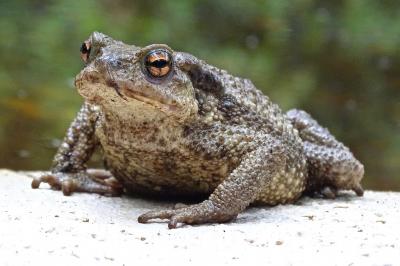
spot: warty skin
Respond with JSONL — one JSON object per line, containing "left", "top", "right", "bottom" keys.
{"left": 32, "top": 32, "right": 364, "bottom": 228}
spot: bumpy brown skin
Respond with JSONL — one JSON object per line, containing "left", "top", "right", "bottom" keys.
{"left": 32, "top": 32, "right": 364, "bottom": 229}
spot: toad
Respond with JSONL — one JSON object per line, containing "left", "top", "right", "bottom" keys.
{"left": 32, "top": 32, "right": 364, "bottom": 228}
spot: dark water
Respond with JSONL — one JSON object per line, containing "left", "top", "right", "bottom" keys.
{"left": 0, "top": 0, "right": 399, "bottom": 190}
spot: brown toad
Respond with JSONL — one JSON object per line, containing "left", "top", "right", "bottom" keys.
{"left": 32, "top": 32, "right": 364, "bottom": 228}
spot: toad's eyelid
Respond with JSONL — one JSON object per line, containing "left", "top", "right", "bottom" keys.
{"left": 135, "top": 44, "right": 173, "bottom": 59}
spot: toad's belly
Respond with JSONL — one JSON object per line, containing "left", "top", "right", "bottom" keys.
{"left": 95, "top": 114, "right": 232, "bottom": 196}
{"left": 102, "top": 143, "right": 307, "bottom": 203}
{"left": 102, "top": 144, "right": 232, "bottom": 197}
{"left": 95, "top": 116, "right": 307, "bottom": 203}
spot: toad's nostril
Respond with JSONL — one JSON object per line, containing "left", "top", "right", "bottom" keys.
{"left": 80, "top": 41, "right": 91, "bottom": 63}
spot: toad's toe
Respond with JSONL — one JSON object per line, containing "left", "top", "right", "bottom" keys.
{"left": 352, "top": 183, "right": 364, "bottom": 197}
{"left": 31, "top": 172, "right": 123, "bottom": 196}
{"left": 320, "top": 186, "right": 338, "bottom": 199}
{"left": 138, "top": 200, "right": 237, "bottom": 229}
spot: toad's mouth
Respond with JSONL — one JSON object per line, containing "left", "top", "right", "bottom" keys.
{"left": 106, "top": 78, "right": 179, "bottom": 113}
{"left": 75, "top": 70, "right": 182, "bottom": 115}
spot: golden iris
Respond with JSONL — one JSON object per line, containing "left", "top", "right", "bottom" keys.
{"left": 144, "top": 49, "right": 172, "bottom": 78}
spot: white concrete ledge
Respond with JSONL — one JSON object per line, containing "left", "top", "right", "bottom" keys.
{"left": 0, "top": 169, "right": 399, "bottom": 265}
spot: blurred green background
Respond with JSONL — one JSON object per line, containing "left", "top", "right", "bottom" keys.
{"left": 0, "top": 0, "right": 399, "bottom": 190}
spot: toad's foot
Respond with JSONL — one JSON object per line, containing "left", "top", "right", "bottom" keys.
{"left": 138, "top": 200, "right": 237, "bottom": 229}
{"left": 31, "top": 169, "right": 123, "bottom": 196}
{"left": 311, "top": 186, "right": 338, "bottom": 199}
{"left": 311, "top": 183, "right": 364, "bottom": 199}
{"left": 352, "top": 183, "right": 364, "bottom": 197}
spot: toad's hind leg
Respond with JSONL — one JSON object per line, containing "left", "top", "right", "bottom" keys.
{"left": 286, "top": 109, "right": 364, "bottom": 197}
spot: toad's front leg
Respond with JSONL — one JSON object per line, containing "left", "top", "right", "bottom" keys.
{"left": 32, "top": 103, "right": 122, "bottom": 196}
{"left": 138, "top": 137, "right": 286, "bottom": 228}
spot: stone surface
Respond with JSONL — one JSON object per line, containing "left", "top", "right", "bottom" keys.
{"left": 0, "top": 169, "right": 399, "bottom": 265}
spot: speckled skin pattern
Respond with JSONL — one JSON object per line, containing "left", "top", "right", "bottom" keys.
{"left": 32, "top": 32, "right": 364, "bottom": 228}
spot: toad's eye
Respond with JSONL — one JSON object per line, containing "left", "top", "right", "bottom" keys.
{"left": 143, "top": 49, "right": 173, "bottom": 78}
{"left": 80, "top": 41, "right": 91, "bottom": 63}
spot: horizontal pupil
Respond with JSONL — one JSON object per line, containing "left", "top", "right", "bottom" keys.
{"left": 149, "top": 59, "right": 168, "bottom": 68}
